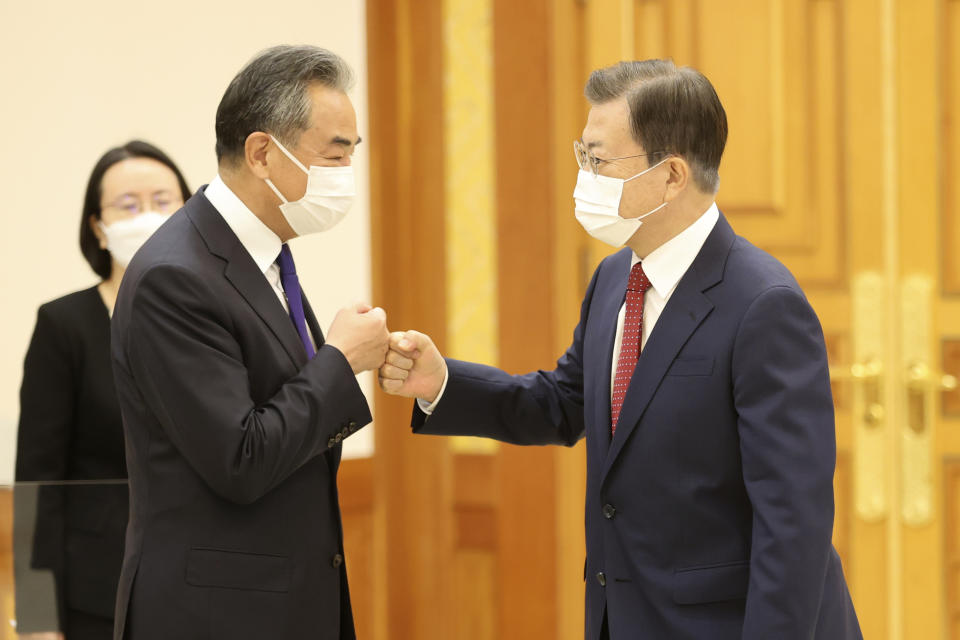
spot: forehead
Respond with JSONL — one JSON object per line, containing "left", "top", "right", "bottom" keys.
{"left": 581, "top": 97, "right": 636, "bottom": 151}
{"left": 100, "top": 158, "right": 180, "bottom": 198}
{"left": 301, "top": 84, "right": 358, "bottom": 145}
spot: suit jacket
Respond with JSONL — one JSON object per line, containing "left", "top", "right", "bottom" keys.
{"left": 414, "top": 214, "right": 862, "bottom": 639}
{"left": 110, "top": 188, "right": 371, "bottom": 640}
{"left": 15, "top": 287, "right": 128, "bottom": 630}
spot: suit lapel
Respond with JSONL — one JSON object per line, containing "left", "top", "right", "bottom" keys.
{"left": 599, "top": 215, "right": 736, "bottom": 487}
{"left": 186, "top": 189, "right": 307, "bottom": 370}
{"left": 302, "top": 295, "right": 326, "bottom": 348}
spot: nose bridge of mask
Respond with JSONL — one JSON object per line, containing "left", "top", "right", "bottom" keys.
{"left": 573, "top": 169, "right": 625, "bottom": 208}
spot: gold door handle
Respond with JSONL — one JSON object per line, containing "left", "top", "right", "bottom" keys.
{"left": 832, "top": 356, "right": 887, "bottom": 520}
{"left": 905, "top": 362, "right": 958, "bottom": 394}
{"left": 830, "top": 358, "right": 885, "bottom": 426}
{"left": 846, "top": 273, "right": 888, "bottom": 522}
{"left": 899, "top": 276, "right": 939, "bottom": 526}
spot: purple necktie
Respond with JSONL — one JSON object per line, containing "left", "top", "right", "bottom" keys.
{"left": 276, "top": 244, "right": 316, "bottom": 359}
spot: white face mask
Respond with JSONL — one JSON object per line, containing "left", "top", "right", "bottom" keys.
{"left": 264, "top": 135, "right": 355, "bottom": 237}
{"left": 99, "top": 212, "right": 169, "bottom": 267}
{"left": 573, "top": 156, "right": 670, "bottom": 247}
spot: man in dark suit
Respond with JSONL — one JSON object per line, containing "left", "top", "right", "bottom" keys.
{"left": 379, "top": 60, "right": 862, "bottom": 639}
{"left": 110, "top": 45, "right": 388, "bottom": 640}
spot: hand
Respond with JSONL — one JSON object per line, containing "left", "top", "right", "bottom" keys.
{"left": 18, "top": 633, "right": 64, "bottom": 640}
{"left": 325, "top": 303, "right": 389, "bottom": 374}
{"left": 379, "top": 330, "right": 447, "bottom": 402}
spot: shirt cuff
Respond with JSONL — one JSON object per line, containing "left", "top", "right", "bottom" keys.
{"left": 416, "top": 365, "right": 449, "bottom": 415}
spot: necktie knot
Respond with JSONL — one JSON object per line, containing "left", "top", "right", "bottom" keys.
{"left": 626, "top": 262, "right": 651, "bottom": 293}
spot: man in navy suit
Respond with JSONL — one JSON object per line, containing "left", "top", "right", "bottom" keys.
{"left": 379, "top": 59, "right": 862, "bottom": 639}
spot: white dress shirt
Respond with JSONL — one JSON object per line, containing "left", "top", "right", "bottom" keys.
{"left": 609, "top": 202, "right": 719, "bottom": 399}
{"left": 204, "top": 175, "right": 316, "bottom": 347}
{"left": 421, "top": 203, "right": 720, "bottom": 416}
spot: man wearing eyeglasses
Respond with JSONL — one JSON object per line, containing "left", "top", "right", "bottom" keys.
{"left": 379, "top": 59, "right": 862, "bottom": 639}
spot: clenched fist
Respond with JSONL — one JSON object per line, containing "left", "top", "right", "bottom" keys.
{"left": 325, "top": 303, "right": 390, "bottom": 373}
{"left": 378, "top": 330, "right": 447, "bottom": 402}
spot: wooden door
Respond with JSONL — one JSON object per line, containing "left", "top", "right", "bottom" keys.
{"left": 896, "top": 1, "right": 960, "bottom": 638}
{"left": 573, "top": 0, "right": 959, "bottom": 638}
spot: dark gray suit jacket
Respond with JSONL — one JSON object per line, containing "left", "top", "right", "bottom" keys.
{"left": 111, "top": 188, "right": 370, "bottom": 640}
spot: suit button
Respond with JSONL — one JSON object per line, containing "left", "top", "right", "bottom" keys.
{"left": 341, "top": 427, "right": 350, "bottom": 437}
{"left": 348, "top": 421, "right": 357, "bottom": 431}
{"left": 332, "top": 553, "right": 344, "bottom": 568}
{"left": 327, "top": 437, "right": 336, "bottom": 448}
{"left": 596, "top": 572, "right": 606, "bottom": 587}
{"left": 602, "top": 504, "right": 616, "bottom": 519}
{"left": 335, "top": 433, "right": 344, "bottom": 443}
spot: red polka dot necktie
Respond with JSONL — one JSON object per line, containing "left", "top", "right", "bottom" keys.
{"left": 611, "top": 262, "right": 651, "bottom": 436}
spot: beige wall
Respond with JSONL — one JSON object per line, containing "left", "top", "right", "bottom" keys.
{"left": 0, "top": 0, "right": 373, "bottom": 484}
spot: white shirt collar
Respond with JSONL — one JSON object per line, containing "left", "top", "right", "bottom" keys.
{"left": 204, "top": 174, "right": 282, "bottom": 274}
{"left": 632, "top": 202, "right": 720, "bottom": 297}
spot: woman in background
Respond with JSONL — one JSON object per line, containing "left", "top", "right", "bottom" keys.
{"left": 15, "top": 141, "right": 191, "bottom": 640}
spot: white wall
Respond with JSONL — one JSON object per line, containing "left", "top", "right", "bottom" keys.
{"left": 0, "top": 0, "right": 374, "bottom": 484}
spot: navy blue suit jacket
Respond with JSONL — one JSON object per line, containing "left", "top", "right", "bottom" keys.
{"left": 414, "top": 215, "right": 861, "bottom": 639}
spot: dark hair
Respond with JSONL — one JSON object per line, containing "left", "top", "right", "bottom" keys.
{"left": 584, "top": 59, "right": 728, "bottom": 193}
{"left": 215, "top": 45, "right": 354, "bottom": 165}
{"left": 79, "top": 140, "right": 191, "bottom": 280}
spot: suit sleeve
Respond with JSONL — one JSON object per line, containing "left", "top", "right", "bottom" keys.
{"left": 411, "top": 260, "right": 601, "bottom": 447}
{"left": 732, "top": 285, "right": 836, "bottom": 639}
{"left": 120, "top": 263, "right": 371, "bottom": 505}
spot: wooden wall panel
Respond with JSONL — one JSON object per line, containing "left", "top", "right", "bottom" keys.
{"left": 945, "top": 339, "right": 960, "bottom": 416}
{"left": 493, "top": 1, "right": 560, "bottom": 638}
{"left": 947, "top": 459, "right": 960, "bottom": 639}
{"left": 339, "top": 459, "right": 374, "bottom": 639}
{"left": 368, "top": 1, "right": 454, "bottom": 638}
{"left": 944, "top": 0, "right": 960, "bottom": 294}
{"left": 452, "top": 454, "right": 497, "bottom": 640}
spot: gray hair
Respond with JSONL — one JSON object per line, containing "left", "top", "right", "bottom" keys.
{"left": 584, "top": 59, "right": 727, "bottom": 193}
{"left": 215, "top": 45, "right": 354, "bottom": 164}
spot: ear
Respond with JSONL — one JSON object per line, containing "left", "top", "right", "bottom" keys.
{"left": 663, "top": 156, "right": 690, "bottom": 202}
{"left": 90, "top": 215, "right": 107, "bottom": 249}
{"left": 244, "top": 132, "right": 273, "bottom": 180}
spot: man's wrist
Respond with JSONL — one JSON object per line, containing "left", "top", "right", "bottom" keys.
{"left": 418, "top": 364, "right": 449, "bottom": 415}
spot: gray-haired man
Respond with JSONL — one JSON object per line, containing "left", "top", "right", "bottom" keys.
{"left": 110, "top": 45, "right": 387, "bottom": 640}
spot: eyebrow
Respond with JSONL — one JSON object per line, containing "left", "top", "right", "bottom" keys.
{"left": 331, "top": 135, "right": 362, "bottom": 147}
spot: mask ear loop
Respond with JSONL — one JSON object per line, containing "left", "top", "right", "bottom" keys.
{"left": 265, "top": 134, "right": 309, "bottom": 205}
{"left": 264, "top": 179, "right": 289, "bottom": 204}
{"left": 625, "top": 155, "right": 672, "bottom": 221}
{"left": 622, "top": 155, "right": 671, "bottom": 183}
{"left": 268, "top": 134, "right": 309, "bottom": 172}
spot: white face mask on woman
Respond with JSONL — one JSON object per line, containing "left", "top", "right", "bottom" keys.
{"left": 99, "top": 212, "right": 169, "bottom": 267}
{"left": 573, "top": 156, "right": 670, "bottom": 248}
{"left": 264, "top": 135, "right": 355, "bottom": 237}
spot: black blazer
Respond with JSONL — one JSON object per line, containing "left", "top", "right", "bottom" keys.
{"left": 15, "top": 286, "right": 128, "bottom": 628}
{"left": 110, "top": 188, "right": 371, "bottom": 640}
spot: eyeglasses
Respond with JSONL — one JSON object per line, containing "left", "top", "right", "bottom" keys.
{"left": 102, "top": 192, "right": 184, "bottom": 216}
{"left": 573, "top": 139, "right": 661, "bottom": 177}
